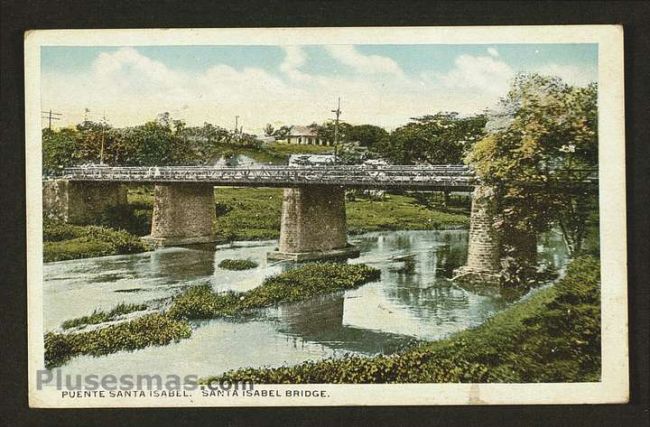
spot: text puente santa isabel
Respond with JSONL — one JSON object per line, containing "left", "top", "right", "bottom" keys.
{"left": 43, "top": 164, "right": 589, "bottom": 283}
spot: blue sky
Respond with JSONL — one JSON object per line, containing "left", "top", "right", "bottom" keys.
{"left": 41, "top": 44, "right": 597, "bottom": 132}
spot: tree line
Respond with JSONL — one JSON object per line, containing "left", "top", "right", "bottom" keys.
{"left": 43, "top": 73, "right": 598, "bottom": 265}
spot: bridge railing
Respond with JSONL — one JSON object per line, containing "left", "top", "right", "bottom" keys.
{"left": 60, "top": 165, "right": 477, "bottom": 188}
{"left": 59, "top": 165, "right": 597, "bottom": 187}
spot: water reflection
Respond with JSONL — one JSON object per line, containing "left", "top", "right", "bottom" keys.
{"left": 43, "top": 229, "right": 568, "bottom": 377}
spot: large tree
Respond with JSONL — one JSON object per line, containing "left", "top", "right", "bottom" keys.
{"left": 379, "top": 112, "right": 486, "bottom": 165}
{"left": 377, "top": 112, "right": 486, "bottom": 206}
{"left": 42, "top": 128, "right": 79, "bottom": 175}
{"left": 348, "top": 124, "right": 389, "bottom": 148}
{"left": 468, "top": 73, "right": 598, "bottom": 260}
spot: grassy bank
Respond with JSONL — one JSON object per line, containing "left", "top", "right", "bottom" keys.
{"left": 44, "top": 313, "right": 191, "bottom": 369}
{"left": 207, "top": 256, "right": 600, "bottom": 383}
{"left": 215, "top": 188, "right": 469, "bottom": 241}
{"left": 168, "top": 263, "right": 380, "bottom": 320}
{"left": 43, "top": 221, "right": 150, "bottom": 262}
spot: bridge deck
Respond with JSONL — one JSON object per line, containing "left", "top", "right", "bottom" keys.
{"left": 61, "top": 165, "right": 478, "bottom": 190}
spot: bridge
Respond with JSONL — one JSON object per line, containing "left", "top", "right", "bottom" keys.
{"left": 61, "top": 165, "right": 477, "bottom": 190}
{"left": 43, "top": 164, "right": 597, "bottom": 284}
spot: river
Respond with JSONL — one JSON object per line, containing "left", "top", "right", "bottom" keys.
{"left": 43, "top": 229, "right": 568, "bottom": 378}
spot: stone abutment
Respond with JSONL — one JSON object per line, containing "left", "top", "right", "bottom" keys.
{"left": 453, "top": 185, "right": 503, "bottom": 284}
{"left": 146, "top": 183, "right": 217, "bottom": 247}
{"left": 43, "top": 180, "right": 127, "bottom": 224}
{"left": 268, "top": 185, "right": 359, "bottom": 261}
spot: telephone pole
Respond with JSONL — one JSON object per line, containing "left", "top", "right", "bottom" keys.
{"left": 99, "top": 113, "right": 107, "bottom": 165}
{"left": 41, "top": 110, "right": 62, "bottom": 130}
{"left": 234, "top": 115, "right": 240, "bottom": 142}
{"left": 331, "top": 98, "right": 342, "bottom": 162}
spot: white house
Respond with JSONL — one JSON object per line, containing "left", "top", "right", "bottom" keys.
{"left": 286, "top": 126, "right": 328, "bottom": 146}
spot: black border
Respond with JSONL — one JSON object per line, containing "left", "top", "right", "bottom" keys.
{"left": 2, "top": 1, "right": 649, "bottom": 425}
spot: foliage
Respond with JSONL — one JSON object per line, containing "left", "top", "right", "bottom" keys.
{"left": 99, "top": 202, "right": 153, "bottom": 236}
{"left": 218, "top": 259, "right": 259, "bottom": 270}
{"left": 207, "top": 256, "right": 600, "bottom": 384}
{"left": 61, "top": 303, "right": 148, "bottom": 330}
{"left": 263, "top": 123, "right": 275, "bottom": 137}
{"left": 44, "top": 314, "right": 191, "bottom": 368}
{"left": 347, "top": 124, "right": 389, "bottom": 148}
{"left": 42, "top": 128, "right": 79, "bottom": 175}
{"left": 272, "top": 125, "right": 292, "bottom": 140}
{"left": 467, "top": 74, "right": 598, "bottom": 257}
{"left": 43, "top": 221, "right": 150, "bottom": 262}
{"left": 375, "top": 112, "right": 486, "bottom": 165}
{"left": 168, "top": 263, "right": 381, "bottom": 320}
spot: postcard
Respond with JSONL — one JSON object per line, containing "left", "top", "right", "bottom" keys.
{"left": 25, "top": 25, "right": 627, "bottom": 407}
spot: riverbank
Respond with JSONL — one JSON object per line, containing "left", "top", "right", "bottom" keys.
{"left": 208, "top": 255, "right": 600, "bottom": 383}
{"left": 43, "top": 221, "right": 151, "bottom": 262}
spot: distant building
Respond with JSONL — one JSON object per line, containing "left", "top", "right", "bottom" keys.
{"left": 286, "top": 126, "right": 328, "bottom": 146}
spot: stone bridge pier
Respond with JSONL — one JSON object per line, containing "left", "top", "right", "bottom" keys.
{"left": 453, "top": 185, "right": 502, "bottom": 285}
{"left": 43, "top": 180, "right": 127, "bottom": 224}
{"left": 145, "top": 183, "right": 217, "bottom": 247}
{"left": 268, "top": 185, "right": 359, "bottom": 261}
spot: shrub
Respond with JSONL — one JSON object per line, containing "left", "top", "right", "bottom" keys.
{"left": 218, "top": 259, "right": 259, "bottom": 270}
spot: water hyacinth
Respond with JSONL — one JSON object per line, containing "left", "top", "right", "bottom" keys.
{"left": 168, "top": 263, "right": 381, "bottom": 320}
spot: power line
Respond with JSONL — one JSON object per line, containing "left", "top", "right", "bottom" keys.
{"left": 41, "top": 110, "right": 62, "bottom": 130}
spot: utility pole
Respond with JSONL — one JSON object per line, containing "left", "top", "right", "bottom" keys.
{"left": 41, "top": 110, "right": 62, "bottom": 130}
{"left": 331, "top": 98, "right": 342, "bottom": 162}
{"left": 99, "top": 113, "right": 106, "bottom": 165}
{"left": 234, "top": 115, "right": 240, "bottom": 143}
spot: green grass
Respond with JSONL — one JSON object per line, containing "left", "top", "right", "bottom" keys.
{"left": 44, "top": 313, "right": 192, "bottom": 369}
{"left": 168, "top": 263, "right": 381, "bottom": 320}
{"left": 215, "top": 188, "right": 283, "bottom": 241}
{"left": 61, "top": 303, "right": 149, "bottom": 330}
{"left": 206, "top": 256, "right": 600, "bottom": 384}
{"left": 214, "top": 188, "right": 468, "bottom": 242}
{"left": 43, "top": 221, "right": 151, "bottom": 262}
{"left": 218, "top": 259, "right": 259, "bottom": 270}
{"left": 347, "top": 194, "right": 469, "bottom": 234}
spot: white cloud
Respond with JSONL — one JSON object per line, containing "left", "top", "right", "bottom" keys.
{"left": 324, "top": 45, "right": 404, "bottom": 76}
{"left": 487, "top": 47, "right": 499, "bottom": 57}
{"left": 436, "top": 53, "right": 515, "bottom": 96}
{"left": 41, "top": 47, "right": 596, "bottom": 133}
{"left": 279, "top": 46, "right": 310, "bottom": 81}
{"left": 533, "top": 63, "right": 597, "bottom": 87}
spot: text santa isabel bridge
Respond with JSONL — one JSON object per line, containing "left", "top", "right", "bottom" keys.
{"left": 42, "top": 164, "right": 596, "bottom": 283}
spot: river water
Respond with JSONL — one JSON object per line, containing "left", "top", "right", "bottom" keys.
{"left": 43, "top": 229, "right": 567, "bottom": 378}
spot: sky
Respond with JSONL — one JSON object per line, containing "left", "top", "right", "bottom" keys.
{"left": 41, "top": 44, "right": 597, "bottom": 133}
